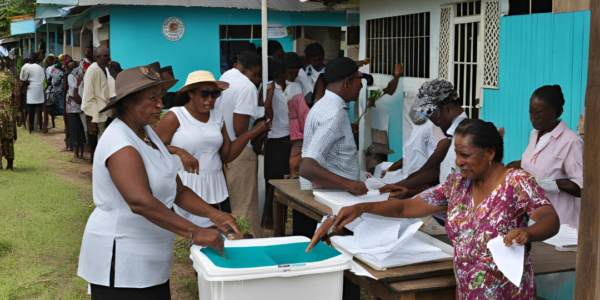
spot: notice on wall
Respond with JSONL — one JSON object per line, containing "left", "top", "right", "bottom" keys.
{"left": 267, "top": 22, "right": 288, "bottom": 38}
{"left": 162, "top": 17, "right": 185, "bottom": 42}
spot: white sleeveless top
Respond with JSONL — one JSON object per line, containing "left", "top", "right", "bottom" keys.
{"left": 170, "top": 107, "right": 229, "bottom": 227}
{"left": 78, "top": 118, "right": 177, "bottom": 288}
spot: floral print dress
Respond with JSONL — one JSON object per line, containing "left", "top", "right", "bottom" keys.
{"left": 420, "top": 168, "right": 552, "bottom": 299}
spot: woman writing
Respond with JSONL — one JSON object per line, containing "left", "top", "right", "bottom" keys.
{"left": 507, "top": 85, "right": 583, "bottom": 228}
{"left": 78, "top": 63, "right": 241, "bottom": 299}
{"left": 155, "top": 71, "right": 270, "bottom": 227}
{"left": 308, "top": 119, "right": 560, "bottom": 299}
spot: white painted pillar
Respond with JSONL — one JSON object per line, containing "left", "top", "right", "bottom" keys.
{"left": 261, "top": 0, "right": 268, "bottom": 103}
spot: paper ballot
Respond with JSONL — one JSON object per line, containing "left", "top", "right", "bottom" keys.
{"left": 382, "top": 169, "right": 404, "bottom": 184}
{"left": 544, "top": 224, "right": 578, "bottom": 249}
{"left": 487, "top": 236, "right": 525, "bottom": 287}
{"left": 351, "top": 218, "right": 401, "bottom": 249}
{"left": 313, "top": 190, "right": 390, "bottom": 215}
{"left": 373, "top": 162, "right": 394, "bottom": 179}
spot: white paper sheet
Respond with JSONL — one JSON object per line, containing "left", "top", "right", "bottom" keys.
{"left": 330, "top": 218, "right": 423, "bottom": 261}
{"left": 357, "top": 237, "right": 452, "bottom": 268}
{"left": 350, "top": 260, "right": 378, "bottom": 280}
{"left": 313, "top": 190, "right": 390, "bottom": 215}
{"left": 487, "top": 236, "right": 524, "bottom": 287}
{"left": 544, "top": 224, "right": 578, "bottom": 247}
{"left": 351, "top": 218, "right": 401, "bottom": 249}
{"left": 373, "top": 162, "right": 394, "bottom": 179}
{"left": 382, "top": 169, "right": 404, "bottom": 184}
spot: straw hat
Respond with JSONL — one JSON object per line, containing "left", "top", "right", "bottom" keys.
{"left": 100, "top": 61, "right": 178, "bottom": 113}
{"left": 177, "top": 71, "right": 229, "bottom": 95}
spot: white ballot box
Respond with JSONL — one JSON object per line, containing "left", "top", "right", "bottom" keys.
{"left": 190, "top": 236, "right": 352, "bottom": 300}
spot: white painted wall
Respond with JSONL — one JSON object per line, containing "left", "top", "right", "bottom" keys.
{"left": 356, "top": 0, "right": 509, "bottom": 166}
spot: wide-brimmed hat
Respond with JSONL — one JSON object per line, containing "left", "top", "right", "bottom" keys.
{"left": 177, "top": 71, "right": 229, "bottom": 95}
{"left": 100, "top": 62, "right": 178, "bottom": 113}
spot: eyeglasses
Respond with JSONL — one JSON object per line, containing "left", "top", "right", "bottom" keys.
{"left": 346, "top": 74, "right": 374, "bottom": 86}
{"left": 199, "top": 89, "right": 222, "bottom": 99}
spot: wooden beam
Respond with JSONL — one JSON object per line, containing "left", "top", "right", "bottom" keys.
{"left": 574, "top": 0, "right": 600, "bottom": 298}
{"left": 553, "top": 0, "right": 591, "bottom": 13}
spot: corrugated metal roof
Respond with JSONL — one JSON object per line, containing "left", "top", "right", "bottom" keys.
{"left": 77, "top": 0, "right": 347, "bottom": 12}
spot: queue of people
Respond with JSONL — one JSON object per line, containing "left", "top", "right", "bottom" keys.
{"left": 1, "top": 39, "right": 582, "bottom": 299}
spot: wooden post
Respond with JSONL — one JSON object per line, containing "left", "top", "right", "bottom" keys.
{"left": 574, "top": 0, "right": 600, "bottom": 298}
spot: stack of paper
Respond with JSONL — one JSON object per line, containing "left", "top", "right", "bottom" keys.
{"left": 544, "top": 224, "right": 578, "bottom": 252}
{"left": 329, "top": 215, "right": 453, "bottom": 270}
{"left": 313, "top": 190, "right": 390, "bottom": 215}
{"left": 373, "top": 162, "right": 405, "bottom": 184}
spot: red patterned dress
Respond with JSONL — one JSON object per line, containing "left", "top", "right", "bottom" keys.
{"left": 420, "top": 169, "right": 552, "bottom": 299}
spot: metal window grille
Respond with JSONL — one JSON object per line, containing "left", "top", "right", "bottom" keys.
{"left": 366, "top": 12, "right": 431, "bottom": 78}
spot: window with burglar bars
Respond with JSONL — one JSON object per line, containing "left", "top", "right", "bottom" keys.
{"left": 366, "top": 12, "right": 430, "bottom": 78}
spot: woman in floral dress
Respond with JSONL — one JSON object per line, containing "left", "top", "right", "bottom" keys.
{"left": 309, "top": 119, "right": 560, "bottom": 299}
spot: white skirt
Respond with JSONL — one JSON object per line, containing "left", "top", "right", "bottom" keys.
{"left": 174, "top": 170, "right": 228, "bottom": 227}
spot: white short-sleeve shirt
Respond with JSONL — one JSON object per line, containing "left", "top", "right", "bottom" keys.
{"left": 20, "top": 63, "right": 45, "bottom": 104}
{"left": 216, "top": 69, "right": 258, "bottom": 145}
{"left": 78, "top": 118, "right": 178, "bottom": 288}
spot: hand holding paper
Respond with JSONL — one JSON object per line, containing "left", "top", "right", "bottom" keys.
{"left": 487, "top": 236, "right": 525, "bottom": 287}
{"left": 503, "top": 228, "right": 531, "bottom": 247}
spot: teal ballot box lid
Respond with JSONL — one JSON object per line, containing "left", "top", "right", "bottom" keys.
{"left": 190, "top": 236, "right": 352, "bottom": 282}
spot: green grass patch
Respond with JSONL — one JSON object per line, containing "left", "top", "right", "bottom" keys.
{"left": 0, "top": 127, "right": 93, "bottom": 299}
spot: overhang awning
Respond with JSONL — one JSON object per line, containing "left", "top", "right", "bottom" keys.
{"left": 77, "top": 0, "right": 350, "bottom": 12}
{"left": 0, "top": 36, "right": 21, "bottom": 45}
{"left": 35, "top": 4, "right": 71, "bottom": 19}
{"left": 10, "top": 19, "right": 35, "bottom": 36}
{"left": 36, "top": 0, "right": 78, "bottom": 5}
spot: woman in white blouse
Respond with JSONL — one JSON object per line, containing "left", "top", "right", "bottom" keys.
{"left": 77, "top": 63, "right": 241, "bottom": 299}
{"left": 155, "top": 71, "right": 271, "bottom": 227}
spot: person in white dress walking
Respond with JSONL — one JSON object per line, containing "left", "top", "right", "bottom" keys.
{"left": 155, "top": 71, "right": 271, "bottom": 228}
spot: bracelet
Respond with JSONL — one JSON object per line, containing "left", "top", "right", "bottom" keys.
{"left": 324, "top": 214, "right": 337, "bottom": 222}
{"left": 189, "top": 225, "right": 196, "bottom": 246}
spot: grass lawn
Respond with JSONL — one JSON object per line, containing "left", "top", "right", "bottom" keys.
{"left": 0, "top": 126, "right": 93, "bottom": 299}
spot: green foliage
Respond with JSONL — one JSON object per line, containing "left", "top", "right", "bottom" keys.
{"left": 0, "top": 0, "right": 36, "bottom": 37}
{"left": 235, "top": 216, "right": 252, "bottom": 235}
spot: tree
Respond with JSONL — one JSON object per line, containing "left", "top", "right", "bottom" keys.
{"left": 0, "top": 0, "right": 36, "bottom": 37}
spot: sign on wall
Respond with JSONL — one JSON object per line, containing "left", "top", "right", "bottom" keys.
{"left": 267, "top": 22, "right": 288, "bottom": 38}
{"left": 162, "top": 17, "right": 185, "bottom": 42}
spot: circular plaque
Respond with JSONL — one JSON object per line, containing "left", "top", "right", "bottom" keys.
{"left": 162, "top": 17, "right": 185, "bottom": 42}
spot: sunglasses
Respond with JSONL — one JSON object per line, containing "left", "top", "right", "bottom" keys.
{"left": 199, "top": 89, "right": 222, "bottom": 99}
{"left": 346, "top": 74, "right": 374, "bottom": 86}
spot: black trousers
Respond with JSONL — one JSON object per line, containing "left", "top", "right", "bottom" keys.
{"left": 27, "top": 104, "right": 43, "bottom": 132}
{"left": 90, "top": 243, "right": 171, "bottom": 300}
{"left": 263, "top": 137, "right": 292, "bottom": 223}
{"left": 210, "top": 198, "right": 232, "bottom": 213}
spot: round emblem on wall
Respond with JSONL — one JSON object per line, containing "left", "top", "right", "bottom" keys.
{"left": 162, "top": 17, "right": 185, "bottom": 42}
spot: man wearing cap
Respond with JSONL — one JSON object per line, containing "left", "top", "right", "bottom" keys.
{"left": 399, "top": 79, "right": 467, "bottom": 195}
{"left": 216, "top": 52, "right": 264, "bottom": 238}
{"left": 304, "top": 43, "right": 326, "bottom": 91}
{"left": 81, "top": 46, "right": 111, "bottom": 161}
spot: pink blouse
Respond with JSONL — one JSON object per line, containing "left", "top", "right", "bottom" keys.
{"left": 521, "top": 120, "right": 583, "bottom": 228}
{"left": 420, "top": 169, "right": 552, "bottom": 299}
{"left": 287, "top": 94, "right": 310, "bottom": 141}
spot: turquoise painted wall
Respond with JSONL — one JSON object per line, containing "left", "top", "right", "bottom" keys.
{"left": 110, "top": 6, "right": 358, "bottom": 91}
{"left": 10, "top": 19, "right": 35, "bottom": 36}
{"left": 482, "top": 11, "right": 590, "bottom": 163}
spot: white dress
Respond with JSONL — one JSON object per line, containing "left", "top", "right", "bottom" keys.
{"left": 170, "top": 107, "right": 229, "bottom": 227}
{"left": 78, "top": 118, "right": 177, "bottom": 288}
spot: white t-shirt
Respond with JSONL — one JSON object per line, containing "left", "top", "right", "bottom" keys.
{"left": 401, "top": 120, "right": 446, "bottom": 180}
{"left": 306, "top": 65, "right": 325, "bottom": 91}
{"left": 295, "top": 68, "right": 312, "bottom": 96}
{"left": 20, "top": 63, "right": 45, "bottom": 104}
{"left": 78, "top": 118, "right": 177, "bottom": 288}
{"left": 439, "top": 112, "right": 468, "bottom": 183}
{"left": 215, "top": 69, "right": 258, "bottom": 146}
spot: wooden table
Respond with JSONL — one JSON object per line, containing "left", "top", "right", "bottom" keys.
{"left": 270, "top": 179, "right": 577, "bottom": 300}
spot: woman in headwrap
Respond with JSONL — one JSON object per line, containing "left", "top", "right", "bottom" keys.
{"left": 51, "top": 61, "right": 65, "bottom": 146}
